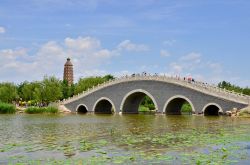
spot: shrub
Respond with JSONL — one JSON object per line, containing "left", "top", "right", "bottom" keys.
{"left": 0, "top": 102, "right": 16, "bottom": 114}
{"left": 148, "top": 104, "right": 155, "bottom": 110}
{"left": 45, "top": 106, "right": 58, "bottom": 113}
{"left": 139, "top": 105, "right": 149, "bottom": 112}
{"left": 25, "top": 106, "right": 58, "bottom": 114}
{"left": 25, "top": 107, "right": 44, "bottom": 114}
{"left": 181, "top": 102, "right": 192, "bottom": 113}
{"left": 239, "top": 107, "right": 250, "bottom": 117}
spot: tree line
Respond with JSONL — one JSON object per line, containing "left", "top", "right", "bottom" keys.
{"left": 0, "top": 75, "right": 114, "bottom": 105}
{"left": 0, "top": 77, "right": 249, "bottom": 107}
{"left": 218, "top": 81, "right": 250, "bottom": 95}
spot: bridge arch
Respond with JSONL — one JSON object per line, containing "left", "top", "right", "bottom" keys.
{"left": 120, "top": 89, "right": 158, "bottom": 114}
{"left": 163, "top": 95, "right": 195, "bottom": 115}
{"left": 202, "top": 103, "right": 222, "bottom": 116}
{"left": 76, "top": 104, "right": 88, "bottom": 114}
{"left": 93, "top": 97, "right": 115, "bottom": 114}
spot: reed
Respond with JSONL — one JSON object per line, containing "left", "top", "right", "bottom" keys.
{"left": 0, "top": 102, "right": 16, "bottom": 114}
{"left": 25, "top": 106, "right": 58, "bottom": 114}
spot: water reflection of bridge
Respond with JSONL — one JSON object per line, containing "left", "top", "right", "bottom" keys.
{"left": 58, "top": 75, "right": 249, "bottom": 116}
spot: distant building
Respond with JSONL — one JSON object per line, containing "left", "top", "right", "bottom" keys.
{"left": 63, "top": 58, "right": 74, "bottom": 85}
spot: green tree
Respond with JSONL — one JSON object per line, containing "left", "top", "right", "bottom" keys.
{"left": 140, "top": 96, "right": 155, "bottom": 111}
{"left": 19, "top": 81, "right": 34, "bottom": 101}
{"left": 218, "top": 81, "right": 250, "bottom": 96}
{"left": 0, "top": 82, "right": 18, "bottom": 103}
{"left": 181, "top": 102, "right": 192, "bottom": 113}
{"left": 61, "top": 80, "right": 75, "bottom": 99}
{"left": 18, "top": 81, "right": 43, "bottom": 102}
{"left": 243, "top": 87, "right": 250, "bottom": 95}
{"left": 62, "top": 80, "right": 70, "bottom": 99}
{"left": 74, "top": 75, "right": 114, "bottom": 94}
{"left": 103, "top": 74, "right": 115, "bottom": 81}
{"left": 42, "top": 76, "right": 63, "bottom": 104}
{"left": 69, "top": 84, "right": 75, "bottom": 97}
{"left": 33, "top": 83, "right": 43, "bottom": 103}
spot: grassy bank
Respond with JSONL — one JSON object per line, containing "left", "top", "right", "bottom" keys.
{"left": 239, "top": 107, "right": 250, "bottom": 117}
{"left": 0, "top": 102, "right": 16, "bottom": 114}
{"left": 25, "top": 106, "right": 58, "bottom": 114}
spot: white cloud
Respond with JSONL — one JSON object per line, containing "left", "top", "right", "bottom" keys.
{"left": 160, "top": 49, "right": 171, "bottom": 57}
{"left": 113, "top": 70, "right": 132, "bottom": 77}
{"left": 35, "top": 36, "right": 115, "bottom": 81}
{"left": 170, "top": 62, "right": 183, "bottom": 74}
{"left": 163, "top": 40, "right": 176, "bottom": 46}
{"left": 81, "top": 69, "right": 108, "bottom": 77}
{"left": 0, "top": 48, "right": 40, "bottom": 82}
{"left": 180, "top": 52, "right": 201, "bottom": 64}
{"left": 0, "top": 48, "right": 28, "bottom": 68}
{"left": 65, "top": 36, "right": 100, "bottom": 51}
{"left": 166, "top": 52, "right": 230, "bottom": 84}
{"left": 93, "top": 49, "right": 109, "bottom": 57}
{"left": 0, "top": 36, "right": 112, "bottom": 82}
{"left": 207, "top": 62, "right": 222, "bottom": 74}
{"left": 167, "top": 52, "right": 202, "bottom": 74}
{"left": 0, "top": 36, "right": 149, "bottom": 83}
{"left": 117, "top": 40, "right": 149, "bottom": 52}
{"left": 37, "top": 41, "right": 65, "bottom": 57}
{"left": 0, "top": 26, "right": 6, "bottom": 34}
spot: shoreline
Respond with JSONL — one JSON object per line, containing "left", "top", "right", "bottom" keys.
{"left": 11, "top": 105, "right": 250, "bottom": 117}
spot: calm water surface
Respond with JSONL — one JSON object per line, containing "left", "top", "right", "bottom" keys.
{"left": 0, "top": 114, "right": 250, "bottom": 164}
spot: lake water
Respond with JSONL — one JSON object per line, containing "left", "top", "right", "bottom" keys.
{"left": 0, "top": 114, "right": 250, "bottom": 164}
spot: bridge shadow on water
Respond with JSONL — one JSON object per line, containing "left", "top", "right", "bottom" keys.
{"left": 76, "top": 110, "right": 221, "bottom": 117}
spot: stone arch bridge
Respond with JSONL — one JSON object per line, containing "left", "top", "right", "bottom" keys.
{"left": 58, "top": 76, "right": 250, "bottom": 115}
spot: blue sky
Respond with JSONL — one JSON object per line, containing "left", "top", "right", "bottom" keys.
{"left": 0, "top": 0, "right": 250, "bottom": 86}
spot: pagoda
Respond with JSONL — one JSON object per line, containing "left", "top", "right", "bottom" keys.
{"left": 63, "top": 58, "right": 74, "bottom": 85}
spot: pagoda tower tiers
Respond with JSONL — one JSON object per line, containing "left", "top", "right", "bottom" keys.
{"left": 63, "top": 58, "right": 74, "bottom": 85}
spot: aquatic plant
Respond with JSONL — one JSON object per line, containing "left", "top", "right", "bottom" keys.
{"left": 1, "top": 115, "right": 250, "bottom": 164}
{"left": 0, "top": 102, "right": 16, "bottom": 114}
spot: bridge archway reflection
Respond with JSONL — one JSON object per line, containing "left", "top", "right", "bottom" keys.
{"left": 76, "top": 104, "right": 88, "bottom": 114}
{"left": 120, "top": 89, "right": 158, "bottom": 114}
{"left": 164, "top": 95, "right": 195, "bottom": 115}
{"left": 93, "top": 97, "right": 115, "bottom": 114}
{"left": 203, "top": 103, "right": 222, "bottom": 116}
